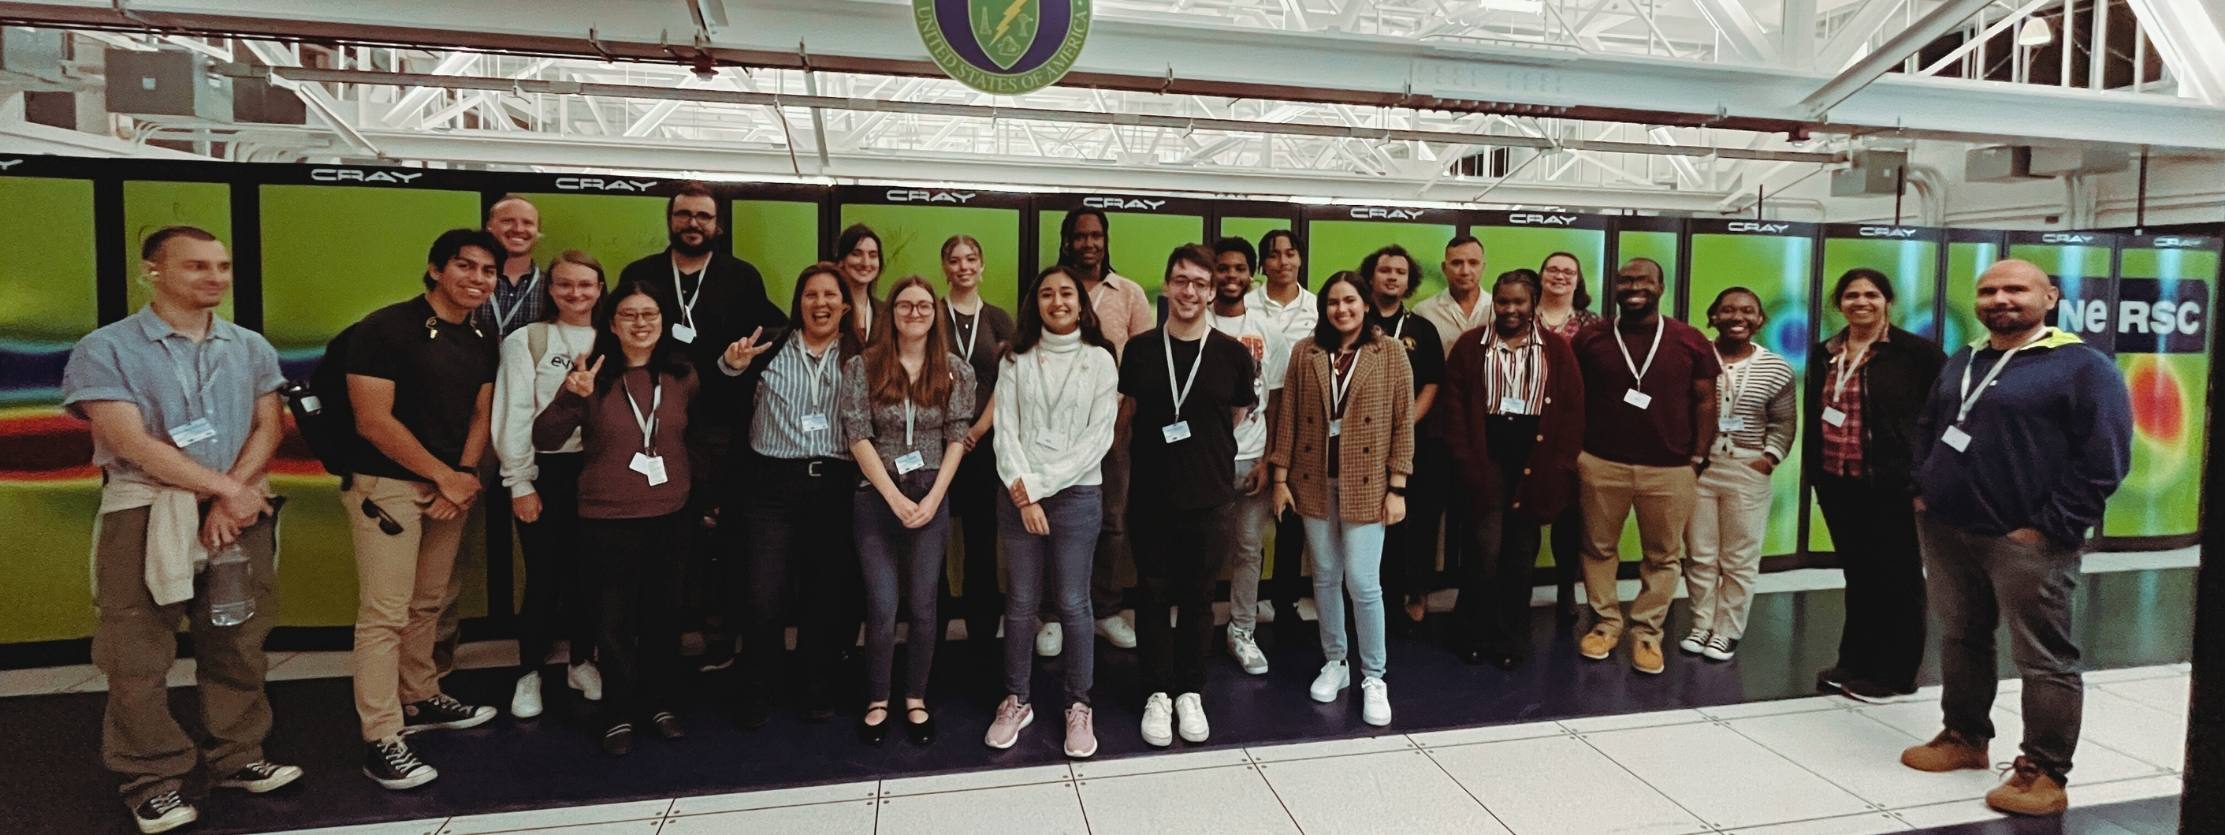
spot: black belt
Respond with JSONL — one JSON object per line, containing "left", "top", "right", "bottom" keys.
{"left": 759, "top": 456, "right": 854, "bottom": 479}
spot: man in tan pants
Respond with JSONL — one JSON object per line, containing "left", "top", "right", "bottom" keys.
{"left": 1565, "top": 259, "right": 1719, "bottom": 674}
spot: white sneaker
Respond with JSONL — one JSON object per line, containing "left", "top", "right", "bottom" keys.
{"left": 1097, "top": 613, "right": 1138, "bottom": 649}
{"left": 1360, "top": 677, "right": 1391, "bottom": 727}
{"left": 1140, "top": 692, "right": 1174, "bottom": 747}
{"left": 510, "top": 671, "right": 543, "bottom": 719}
{"left": 1677, "top": 628, "right": 1710, "bottom": 656}
{"left": 567, "top": 660, "right": 604, "bottom": 702}
{"left": 1226, "top": 627, "right": 1269, "bottom": 675}
{"left": 1036, "top": 622, "right": 1064, "bottom": 658}
{"left": 1173, "top": 693, "right": 1210, "bottom": 743}
{"left": 1309, "top": 660, "right": 1351, "bottom": 703}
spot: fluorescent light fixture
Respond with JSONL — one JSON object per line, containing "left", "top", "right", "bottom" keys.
{"left": 2017, "top": 18, "right": 2053, "bottom": 47}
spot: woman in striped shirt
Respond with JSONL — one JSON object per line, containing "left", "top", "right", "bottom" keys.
{"left": 1679, "top": 286, "right": 1798, "bottom": 662}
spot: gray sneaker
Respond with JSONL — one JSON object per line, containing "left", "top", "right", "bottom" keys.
{"left": 1226, "top": 627, "right": 1269, "bottom": 675}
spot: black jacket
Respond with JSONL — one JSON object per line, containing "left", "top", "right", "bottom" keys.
{"left": 1804, "top": 324, "right": 1946, "bottom": 492}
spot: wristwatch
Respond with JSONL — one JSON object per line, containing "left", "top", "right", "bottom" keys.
{"left": 1386, "top": 484, "right": 1408, "bottom": 496}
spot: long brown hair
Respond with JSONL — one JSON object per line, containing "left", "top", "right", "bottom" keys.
{"left": 863, "top": 276, "right": 956, "bottom": 408}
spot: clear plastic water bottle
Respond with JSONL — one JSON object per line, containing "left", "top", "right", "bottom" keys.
{"left": 207, "top": 543, "right": 256, "bottom": 627}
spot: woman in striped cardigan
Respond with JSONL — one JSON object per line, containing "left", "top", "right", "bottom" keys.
{"left": 1679, "top": 286, "right": 1798, "bottom": 663}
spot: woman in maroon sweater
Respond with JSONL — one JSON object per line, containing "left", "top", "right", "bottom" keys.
{"left": 534, "top": 279, "right": 765, "bottom": 755}
{"left": 1441, "top": 269, "right": 1586, "bottom": 669}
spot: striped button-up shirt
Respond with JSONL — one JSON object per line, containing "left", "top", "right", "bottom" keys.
{"left": 749, "top": 335, "right": 850, "bottom": 460}
{"left": 471, "top": 264, "right": 547, "bottom": 338}
{"left": 1480, "top": 325, "right": 1547, "bottom": 416}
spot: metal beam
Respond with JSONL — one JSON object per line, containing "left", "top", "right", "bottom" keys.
{"left": 1688, "top": 0, "right": 1780, "bottom": 64}
{"left": 2123, "top": 0, "right": 2225, "bottom": 104}
{"left": 1798, "top": 0, "right": 1997, "bottom": 116}
{"left": 380, "top": 51, "right": 479, "bottom": 127}
{"left": 1811, "top": 0, "right": 1906, "bottom": 72}
{"left": 236, "top": 40, "right": 381, "bottom": 156}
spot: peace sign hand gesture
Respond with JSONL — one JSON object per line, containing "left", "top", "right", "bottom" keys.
{"left": 563, "top": 353, "right": 603, "bottom": 397}
{"left": 723, "top": 327, "right": 772, "bottom": 370}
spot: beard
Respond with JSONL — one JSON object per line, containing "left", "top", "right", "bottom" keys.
{"left": 669, "top": 230, "right": 713, "bottom": 256}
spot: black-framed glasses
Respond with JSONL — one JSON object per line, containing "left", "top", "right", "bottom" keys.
{"left": 360, "top": 498, "right": 404, "bottom": 536}
{"left": 669, "top": 210, "right": 717, "bottom": 224}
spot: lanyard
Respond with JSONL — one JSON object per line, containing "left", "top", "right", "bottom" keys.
{"left": 947, "top": 301, "right": 982, "bottom": 364}
{"left": 1387, "top": 312, "right": 1408, "bottom": 341}
{"left": 1164, "top": 329, "right": 1207, "bottom": 419}
{"left": 1830, "top": 339, "right": 1871, "bottom": 404}
{"left": 621, "top": 373, "right": 662, "bottom": 452}
{"left": 1487, "top": 327, "right": 1538, "bottom": 402}
{"left": 1715, "top": 346, "right": 1755, "bottom": 414}
{"left": 670, "top": 257, "right": 704, "bottom": 332}
{"left": 1034, "top": 349, "right": 1086, "bottom": 424}
{"left": 157, "top": 333, "right": 217, "bottom": 419}
{"left": 800, "top": 339, "right": 838, "bottom": 405}
{"left": 1614, "top": 316, "right": 1666, "bottom": 392}
{"left": 490, "top": 265, "right": 540, "bottom": 333}
{"left": 1956, "top": 328, "right": 2049, "bottom": 425}
{"left": 903, "top": 398, "right": 916, "bottom": 446}
{"left": 1328, "top": 349, "right": 1360, "bottom": 420}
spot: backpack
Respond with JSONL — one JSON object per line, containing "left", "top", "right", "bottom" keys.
{"left": 287, "top": 324, "right": 361, "bottom": 486}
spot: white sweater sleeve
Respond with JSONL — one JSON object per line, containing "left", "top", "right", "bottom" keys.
{"left": 992, "top": 359, "right": 1031, "bottom": 493}
{"left": 1015, "top": 352, "right": 1119, "bottom": 503}
{"left": 492, "top": 328, "right": 540, "bottom": 498}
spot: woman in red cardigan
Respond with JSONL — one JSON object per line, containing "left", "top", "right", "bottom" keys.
{"left": 1442, "top": 269, "right": 1587, "bottom": 669}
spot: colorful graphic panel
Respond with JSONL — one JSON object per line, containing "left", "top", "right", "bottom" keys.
{"left": 2104, "top": 237, "right": 2217, "bottom": 540}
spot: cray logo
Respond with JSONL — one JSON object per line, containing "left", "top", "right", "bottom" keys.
{"left": 1509, "top": 213, "right": 1579, "bottom": 226}
{"left": 887, "top": 189, "right": 976, "bottom": 204}
{"left": 2041, "top": 233, "right": 2096, "bottom": 244}
{"left": 311, "top": 168, "right": 422, "bottom": 185}
{"left": 1083, "top": 196, "right": 1165, "bottom": 210}
{"left": 1726, "top": 222, "right": 1790, "bottom": 234}
{"left": 555, "top": 177, "right": 659, "bottom": 193}
{"left": 0, "top": 159, "right": 21, "bottom": 171}
{"left": 1858, "top": 227, "right": 1919, "bottom": 238}
{"left": 2154, "top": 237, "right": 2203, "bottom": 248}
{"left": 1350, "top": 207, "right": 1425, "bottom": 220}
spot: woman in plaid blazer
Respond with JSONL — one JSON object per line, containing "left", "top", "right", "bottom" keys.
{"left": 1267, "top": 271, "right": 1414, "bottom": 728}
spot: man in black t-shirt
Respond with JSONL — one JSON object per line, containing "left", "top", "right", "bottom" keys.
{"left": 1359, "top": 245, "right": 1448, "bottom": 633}
{"left": 1119, "top": 245, "right": 1257, "bottom": 750}
{"left": 341, "top": 229, "right": 503, "bottom": 791}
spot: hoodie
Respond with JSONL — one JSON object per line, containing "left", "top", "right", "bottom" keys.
{"left": 1912, "top": 328, "right": 2133, "bottom": 549}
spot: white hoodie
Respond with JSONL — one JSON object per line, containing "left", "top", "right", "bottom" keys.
{"left": 492, "top": 320, "right": 595, "bottom": 497}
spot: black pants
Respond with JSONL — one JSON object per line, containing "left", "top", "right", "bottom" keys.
{"left": 515, "top": 452, "right": 596, "bottom": 676}
{"left": 1269, "top": 510, "right": 1310, "bottom": 620}
{"left": 1815, "top": 473, "right": 1927, "bottom": 691}
{"left": 1385, "top": 434, "right": 1450, "bottom": 607}
{"left": 946, "top": 435, "right": 1004, "bottom": 650}
{"left": 1453, "top": 416, "right": 1544, "bottom": 658}
{"left": 585, "top": 512, "right": 687, "bottom": 725}
{"left": 1550, "top": 504, "right": 1583, "bottom": 610}
{"left": 739, "top": 457, "right": 864, "bottom": 708}
{"left": 1129, "top": 497, "right": 1234, "bottom": 696}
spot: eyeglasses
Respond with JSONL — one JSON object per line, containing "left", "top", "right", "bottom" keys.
{"left": 670, "top": 210, "right": 717, "bottom": 224}
{"left": 1166, "top": 277, "right": 1212, "bottom": 291}
{"left": 360, "top": 498, "right": 404, "bottom": 536}
{"left": 614, "top": 310, "right": 663, "bottom": 323}
{"left": 894, "top": 301, "right": 937, "bottom": 315}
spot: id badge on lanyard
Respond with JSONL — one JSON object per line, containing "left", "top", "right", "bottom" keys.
{"left": 1617, "top": 316, "right": 1664, "bottom": 411}
{"left": 1163, "top": 330, "right": 1205, "bottom": 445}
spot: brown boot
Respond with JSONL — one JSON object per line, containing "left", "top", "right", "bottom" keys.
{"left": 1900, "top": 729, "right": 1990, "bottom": 772}
{"left": 1985, "top": 756, "right": 2068, "bottom": 816}
{"left": 1578, "top": 628, "right": 1617, "bottom": 660}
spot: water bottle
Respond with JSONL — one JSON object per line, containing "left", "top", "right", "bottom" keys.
{"left": 207, "top": 543, "right": 256, "bottom": 627}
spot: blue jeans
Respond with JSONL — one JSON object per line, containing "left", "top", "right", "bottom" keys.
{"left": 855, "top": 469, "right": 952, "bottom": 702}
{"left": 998, "top": 486, "right": 1102, "bottom": 706}
{"left": 1302, "top": 479, "right": 1388, "bottom": 680}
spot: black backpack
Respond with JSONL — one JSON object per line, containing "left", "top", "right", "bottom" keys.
{"left": 285, "top": 324, "right": 360, "bottom": 486}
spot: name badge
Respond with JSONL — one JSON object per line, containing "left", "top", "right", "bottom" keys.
{"left": 1821, "top": 407, "right": 1848, "bottom": 427}
{"left": 1498, "top": 396, "right": 1528, "bottom": 414}
{"left": 1328, "top": 418, "right": 1342, "bottom": 438}
{"left": 1941, "top": 425, "right": 1973, "bottom": 453}
{"left": 893, "top": 450, "right": 926, "bottom": 475}
{"left": 671, "top": 323, "right": 697, "bottom": 344}
{"left": 1719, "top": 416, "right": 1747, "bottom": 432}
{"left": 801, "top": 413, "right": 829, "bottom": 433}
{"left": 1162, "top": 421, "right": 1192, "bottom": 444}
{"left": 167, "top": 417, "right": 218, "bottom": 448}
{"left": 629, "top": 452, "right": 670, "bottom": 486}
{"left": 1622, "top": 389, "right": 1652, "bottom": 410}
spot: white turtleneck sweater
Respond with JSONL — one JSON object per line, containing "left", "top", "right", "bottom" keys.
{"left": 993, "top": 328, "right": 1120, "bottom": 503}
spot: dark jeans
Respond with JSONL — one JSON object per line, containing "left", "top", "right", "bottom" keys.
{"left": 947, "top": 436, "right": 1004, "bottom": 648}
{"left": 1385, "top": 434, "right": 1450, "bottom": 606}
{"left": 739, "top": 457, "right": 863, "bottom": 709}
{"left": 1269, "top": 509, "right": 1311, "bottom": 619}
{"left": 1453, "top": 416, "right": 1544, "bottom": 659}
{"left": 1092, "top": 440, "right": 1133, "bottom": 613}
{"left": 999, "top": 486, "right": 1102, "bottom": 706}
{"left": 515, "top": 452, "right": 596, "bottom": 675}
{"left": 1919, "top": 513, "right": 2084, "bottom": 778}
{"left": 1815, "top": 473, "right": 1927, "bottom": 691}
{"left": 585, "top": 512, "right": 687, "bottom": 725}
{"left": 855, "top": 469, "right": 953, "bottom": 703}
{"left": 1129, "top": 496, "right": 1234, "bottom": 697}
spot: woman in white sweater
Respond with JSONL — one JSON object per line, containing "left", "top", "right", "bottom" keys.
{"left": 490, "top": 250, "right": 607, "bottom": 719}
{"left": 981, "top": 265, "right": 1120, "bottom": 759}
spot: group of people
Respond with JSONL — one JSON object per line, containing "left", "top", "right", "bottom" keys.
{"left": 63, "top": 181, "right": 2136, "bottom": 834}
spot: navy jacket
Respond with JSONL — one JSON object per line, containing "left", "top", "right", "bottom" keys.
{"left": 1913, "top": 328, "right": 2133, "bottom": 549}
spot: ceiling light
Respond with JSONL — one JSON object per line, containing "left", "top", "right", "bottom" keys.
{"left": 2017, "top": 18, "right": 2053, "bottom": 47}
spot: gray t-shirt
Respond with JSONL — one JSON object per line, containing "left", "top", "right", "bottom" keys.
{"left": 62, "top": 306, "right": 284, "bottom": 486}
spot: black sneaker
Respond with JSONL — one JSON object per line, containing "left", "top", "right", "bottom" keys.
{"left": 1841, "top": 678, "right": 1915, "bottom": 704}
{"left": 363, "top": 737, "right": 438, "bottom": 790}
{"left": 402, "top": 693, "right": 496, "bottom": 734}
{"left": 652, "top": 711, "right": 686, "bottom": 740}
{"left": 216, "top": 760, "right": 304, "bottom": 793}
{"left": 1815, "top": 667, "right": 1848, "bottom": 694}
{"left": 738, "top": 696, "right": 771, "bottom": 731}
{"left": 602, "top": 723, "right": 635, "bottom": 756}
{"left": 131, "top": 791, "right": 197, "bottom": 834}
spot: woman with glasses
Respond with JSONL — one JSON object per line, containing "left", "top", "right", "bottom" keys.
{"left": 492, "top": 250, "right": 607, "bottom": 719}
{"left": 937, "top": 235, "right": 1016, "bottom": 664}
{"left": 842, "top": 277, "right": 977, "bottom": 746}
{"left": 837, "top": 224, "right": 884, "bottom": 342}
{"left": 1535, "top": 252, "right": 1601, "bottom": 617}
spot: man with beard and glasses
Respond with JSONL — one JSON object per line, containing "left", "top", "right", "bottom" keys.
{"left": 1895, "top": 259, "right": 2131, "bottom": 818}
{"left": 1568, "top": 258, "right": 1718, "bottom": 675}
{"left": 619, "top": 181, "right": 786, "bottom": 671}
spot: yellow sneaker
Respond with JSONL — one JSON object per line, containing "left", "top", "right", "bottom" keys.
{"left": 1630, "top": 634, "right": 1665, "bottom": 675}
{"left": 1984, "top": 757, "right": 2068, "bottom": 817}
{"left": 1578, "top": 628, "right": 1616, "bottom": 660}
{"left": 1900, "top": 729, "right": 1990, "bottom": 772}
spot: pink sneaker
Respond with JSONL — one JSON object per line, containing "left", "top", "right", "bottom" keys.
{"left": 1063, "top": 703, "right": 1098, "bottom": 758}
{"left": 984, "top": 695, "right": 1033, "bottom": 750}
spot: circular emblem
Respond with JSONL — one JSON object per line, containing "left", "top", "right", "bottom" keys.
{"left": 915, "top": 0, "right": 1091, "bottom": 96}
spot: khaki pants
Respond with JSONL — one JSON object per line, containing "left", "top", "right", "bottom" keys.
{"left": 345, "top": 475, "right": 468, "bottom": 741}
{"left": 93, "top": 506, "right": 278, "bottom": 806}
{"left": 1576, "top": 452, "right": 1696, "bottom": 639}
{"left": 1683, "top": 448, "right": 1774, "bottom": 640}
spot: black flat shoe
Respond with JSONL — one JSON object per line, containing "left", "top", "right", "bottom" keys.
{"left": 905, "top": 705, "right": 936, "bottom": 746}
{"left": 652, "top": 711, "right": 686, "bottom": 740}
{"left": 858, "top": 705, "right": 891, "bottom": 746}
{"left": 737, "top": 697, "right": 770, "bottom": 731}
{"left": 601, "top": 723, "right": 634, "bottom": 756}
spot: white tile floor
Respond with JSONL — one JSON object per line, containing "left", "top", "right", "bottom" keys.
{"left": 247, "top": 663, "right": 2186, "bottom": 835}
